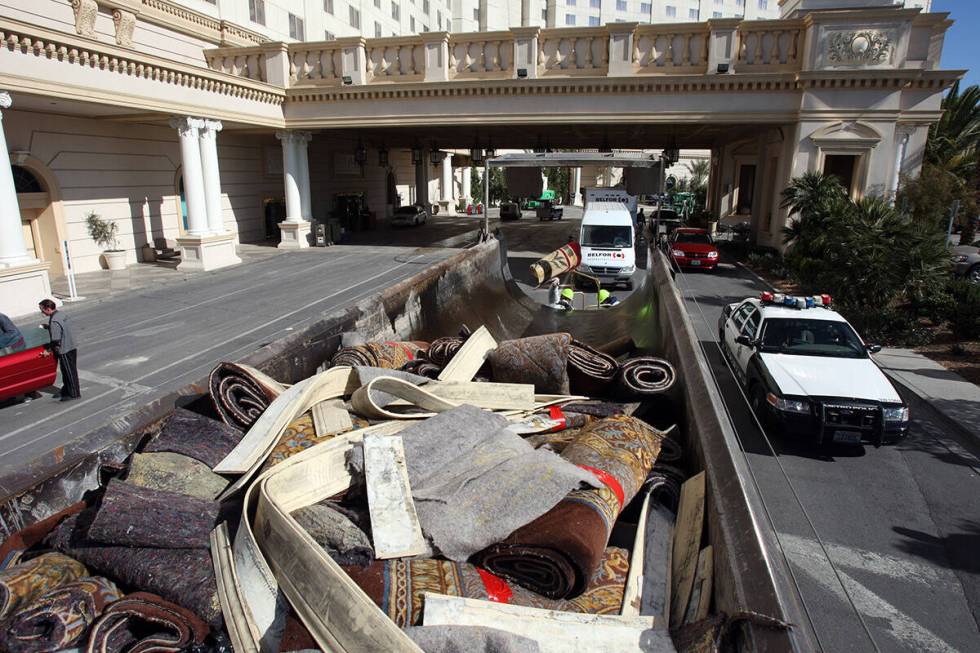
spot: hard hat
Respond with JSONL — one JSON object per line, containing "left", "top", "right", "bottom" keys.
{"left": 598, "top": 289, "right": 610, "bottom": 303}
{"left": 561, "top": 288, "right": 574, "bottom": 300}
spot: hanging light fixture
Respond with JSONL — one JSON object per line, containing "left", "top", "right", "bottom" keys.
{"left": 354, "top": 140, "right": 367, "bottom": 165}
{"left": 378, "top": 144, "right": 389, "bottom": 167}
{"left": 471, "top": 145, "right": 484, "bottom": 164}
{"left": 430, "top": 143, "right": 442, "bottom": 165}
{"left": 411, "top": 147, "right": 422, "bottom": 165}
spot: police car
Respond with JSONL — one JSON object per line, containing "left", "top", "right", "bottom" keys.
{"left": 718, "top": 292, "right": 909, "bottom": 446}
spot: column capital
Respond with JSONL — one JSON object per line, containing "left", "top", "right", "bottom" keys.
{"left": 275, "top": 130, "right": 297, "bottom": 143}
{"left": 199, "top": 118, "right": 223, "bottom": 136}
{"left": 170, "top": 116, "right": 205, "bottom": 137}
{"left": 0, "top": 92, "right": 11, "bottom": 111}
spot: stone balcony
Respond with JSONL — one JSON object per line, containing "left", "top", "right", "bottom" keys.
{"left": 204, "top": 8, "right": 952, "bottom": 91}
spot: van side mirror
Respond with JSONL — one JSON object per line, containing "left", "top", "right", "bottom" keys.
{"left": 866, "top": 343, "right": 882, "bottom": 354}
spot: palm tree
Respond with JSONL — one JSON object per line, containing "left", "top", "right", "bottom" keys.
{"left": 685, "top": 159, "right": 710, "bottom": 191}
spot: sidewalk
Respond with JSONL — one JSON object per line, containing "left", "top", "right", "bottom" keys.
{"left": 874, "top": 348, "right": 980, "bottom": 445}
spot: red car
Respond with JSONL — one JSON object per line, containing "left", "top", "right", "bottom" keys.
{"left": 0, "top": 328, "right": 56, "bottom": 402}
{"left": 668, "top": 227, "right": 720, "bottom": 270}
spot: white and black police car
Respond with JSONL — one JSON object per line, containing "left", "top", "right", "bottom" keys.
{"left": 718, "top": 292, "right": 909, "bottom": 446}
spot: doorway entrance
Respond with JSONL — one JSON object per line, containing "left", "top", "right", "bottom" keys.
{"left": 15, "top": 165, "right": 64, "bottom": 277}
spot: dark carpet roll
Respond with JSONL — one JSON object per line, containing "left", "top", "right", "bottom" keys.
{"left": 2, "top": 576, "right": 121, "bottom": 653}
{"left": 88, "top": 480, "right": 217, "bottom": 550}
{"left": 209, "top": 362, "right": 283, "bottom": 430}
{"left": 144, "top": 408, "right": 243, "bottom": 468}
{"left": 0, "top": 553, "right": 88, "bottom": 622}
{"left": 50, "top": 514, "right": 221, "bottom": 627}
{"left": 426, "top": 337, "right": 465, "bottom": 367}
{"left": 344, "top": 547, "right": 630, "bottom": 627}
{"left": 84, "top": 592, "right": 209, "bottom": 653}
{"left": 473, "top": 415, "right": 662, "bottom": 599}
{"left": 615, "top": 357, "right": 676, "bottom": 397}
{"left": 567, "top": 340, "right": 619, "bottom": 396}
{"left": 401, "top": 357, "right": 443, "bottom": 380}
{"left": 488, "top": 333, "right": 572, "bottom": 394}
{"left": 330, "top": 341, "right": 428, "bottom": 370}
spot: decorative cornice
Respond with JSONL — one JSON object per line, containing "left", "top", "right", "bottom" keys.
{"left": 0, "top": 91, "right": 10, "bottom": 110}
{"left": 0, "top": 17, "right": 284, "bottom": 107}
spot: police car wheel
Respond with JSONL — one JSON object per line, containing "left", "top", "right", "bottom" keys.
{"left": 750, "top": 385, "right": 769, "bottom": 427}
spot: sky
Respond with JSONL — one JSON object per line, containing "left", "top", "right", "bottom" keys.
{"left": 933, "top": 0, "right": 978, "bottom": 88}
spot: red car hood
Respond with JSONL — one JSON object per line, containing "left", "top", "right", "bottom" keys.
{"left": 674, "top": 243, "right": 717, "bottom": 255}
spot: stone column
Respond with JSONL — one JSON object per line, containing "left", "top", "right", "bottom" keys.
{"left": 171, "top": 116, "right": 208, "bottom": 237}
{"left": 297, "top": 132, "right": 313, "bottom": 220}
{"left": 198, "top": 119, "right": 225, "bottom": 234}
{"left": 173, "top": 116, "right": 240, "bottom": 271}
{"left": 0, "top": 93, "right": 32, "bottom": 267}
{"left": 461, "top": 166, "right": 472, "bottom": 204}
{"left": 572, "top": 167, "right": 582, "bottom": 206}
{"left": 274, "top": 130, "right": 310, "bottom": 249}
{"left": 415, "top": 157, "right": 430, "bottom": 215}
{"left": 441, "top": 153, "right": 454, "bottom": 205}
{"left": 0, "top": 91, "right": 51, "bottom": 317}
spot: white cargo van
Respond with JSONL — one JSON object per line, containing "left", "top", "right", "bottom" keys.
{"left": 578, "top": 201, "right": 636, "bottom": 289}
{"left": 584, "top": 187, "right": 638, "bottom": 222}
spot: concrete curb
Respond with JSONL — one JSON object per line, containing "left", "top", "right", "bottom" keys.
{"left": 882, "top": 370, "right": 980, "bottom": 451}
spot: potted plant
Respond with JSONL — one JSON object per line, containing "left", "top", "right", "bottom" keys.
{"left": 86, "top": 212, "right": 126, "bottom": 271}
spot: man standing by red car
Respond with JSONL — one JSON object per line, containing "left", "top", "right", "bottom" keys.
{"left": 38, "top": 299, "right": 80, "bottom": 401}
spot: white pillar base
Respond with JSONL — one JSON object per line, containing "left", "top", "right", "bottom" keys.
{"left": 0, "top": 261, "right": 52, "bottom": 318}
{"left": 277, "top": 220, "right": 311, "bottom": 249}
{"left": 176, "top": 233, "right": 242, "bottom": 272}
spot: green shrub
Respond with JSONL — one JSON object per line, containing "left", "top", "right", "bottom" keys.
{"left": 945, "top": 279, "right": 980, "bottom": 341}
{"left": 85, "top": 212, "right": 119, "bottom": 251}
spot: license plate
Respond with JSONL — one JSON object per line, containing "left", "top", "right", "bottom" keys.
{"left": 832, "top": 430, "right": 861, "bottom": 444}
{"left": 690, "top": 259, "right": 701, "bottom": 266}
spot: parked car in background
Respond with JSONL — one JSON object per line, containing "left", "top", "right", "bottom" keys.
{"left": 668, "top": 227, "right": 720, "bottom": 270}
{"left": 390, "top": 205, "right": 428, "bottom": 227}
{"left": 500, "top": 202, "right": 523, "bottom": 221}
{"left": 536, "top": 199, "right": 564, "bottom": 221}
{"left": 951, "top": 241, "right": 980, "bottom": 284}
{"left": 0, "top": 328, "right": 56, "bottom": 403}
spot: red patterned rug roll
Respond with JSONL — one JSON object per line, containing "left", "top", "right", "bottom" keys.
{"left": 84, "top": 592, "right": 208, "bottom": 653}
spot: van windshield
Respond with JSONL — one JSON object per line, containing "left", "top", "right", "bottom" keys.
{"left": 581, "top": 225, "right": 632, "bottom": 248}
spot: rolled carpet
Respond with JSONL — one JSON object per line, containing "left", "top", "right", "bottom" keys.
{"left": 50, "top": 514, "right": 221, "bottom": 626}
{"left": 88, "top": 480, "right": 218, "bottom": 550}
{"left": 2, "top": 576, "right": 121, "bottom": 653}
{"left": 143, "top": 408, "right": 244, "bottom": 469}
{"left": 401, "top": 357, "right": 443, "bottom": 380}
{"left": 0, "top": 553, "right": 87, "bottom": 622}
{"left": 567, "top": 340, "right": 619, "bottom": 396}
{"left": 124, "top": 452, "right": 228, "bottom": 501}
{"left": 473, "top": 415, "right": 663, "bottom": 599}
{"left": 209, "top": 362, "right": 285, "bottom": 430}
{"left": 330, "top": 341, "right": 428, "bottom": 369}
{"left": 425, "top": 337, "right": 465, "bottom": 367}
{"left": 0, "top": 502, "right": 86, "bottom": 572}
{"left": 83, "top": 592, "right": 209, "bottom": 653}
{"left": 344, "top": 546, "right": 630, "bottom": 628}
{"left": 529, "top": 242, "right": 581, "bottom": 285}
{"left": 615, "top": 357, "right": 676, "bottom": 397}
{"left": 488, "top": 333, "right": 573, "bottom": 394}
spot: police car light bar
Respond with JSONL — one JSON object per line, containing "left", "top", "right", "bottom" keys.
{"left": 759, "top": 292, "right": 833, "bottom": 308}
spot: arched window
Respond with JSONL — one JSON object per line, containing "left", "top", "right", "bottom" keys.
{"left": 12, "top": 165, "right": 44, "bottom": 193}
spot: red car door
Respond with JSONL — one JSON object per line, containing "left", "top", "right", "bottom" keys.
{"left": 0, "top": 330, "right": 57, "bottom": 401}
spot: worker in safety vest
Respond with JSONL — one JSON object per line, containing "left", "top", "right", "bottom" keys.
{"left": 558, "top": 287, "right": 575, "bottom": 312}
{"left": 599, "top": 289, "right": 621, "bottom": 307}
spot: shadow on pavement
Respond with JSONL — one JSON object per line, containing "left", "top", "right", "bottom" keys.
{"left": 892, "top": 521, "right": 980, "bottom": 576}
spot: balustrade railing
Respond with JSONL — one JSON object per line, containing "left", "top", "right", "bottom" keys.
{"left": 735, "top": 20, "right": 805, "bottom": 72}
{"left": 367, "top": 37, "right": 425, "bottom": 82}
{"left": 449, "top": 31, "right": 513, "bottom": 80}
{"left": 289, "top": 42, "right": 345, "bottom": 85}
{"left": 634, "top": 24, "right": 710, "bottom": 74}
{"left": 205, "top": 48, "right": 266, "bottom": 82}
{"left": 538, "top": 28, "right": 608, "bottom": 76}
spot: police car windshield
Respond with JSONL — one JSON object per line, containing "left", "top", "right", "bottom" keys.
{"left": 582, "top": 225, "right": 632, "bottom": 248}
{"left": 759, "top": 318, "right": 868, "bottom": 358}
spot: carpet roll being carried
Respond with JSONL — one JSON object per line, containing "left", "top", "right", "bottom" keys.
{"left": 473, "top": 415, "right": 663, "bottom": 600}
{"left": 83, "top": 592, "right": 209, "bottom": 653}
{"left": 209, "top": 362, "right": 285, "bottom": 430}
{"left": 330, "top": 341, "right": 428, "bottom": 369}
{"left": 344, "top": 546, "right": 630, "bottom": 627}
{"left": 529, "top": 242, "right": 581, "bottom": 285}
{"left": 488, "top": 333, "right": 573, "bottom": 394}
{"left": 567, "top": 340, "right": 619, "bottom": 395}
{"left": 1, "top": 576, "right": 121, "bottom": 653}
{"left": 615, "top": 356, "right": 676, "bottom": 397}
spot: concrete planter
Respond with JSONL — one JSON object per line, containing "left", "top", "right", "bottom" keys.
{"left": 103, "top": 250, "right": 127, "bottom": 271}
